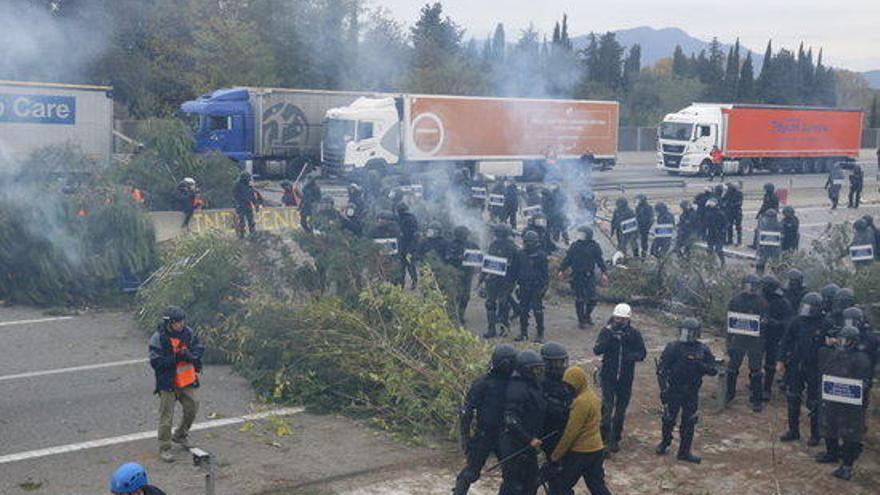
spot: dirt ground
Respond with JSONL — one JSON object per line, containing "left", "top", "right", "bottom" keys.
{"left": 288, "top": 298, "right": 880, "bottom": 495}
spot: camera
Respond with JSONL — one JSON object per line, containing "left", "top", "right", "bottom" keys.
{"left": 190, "top": 447, "right": 211, "bottom": 467}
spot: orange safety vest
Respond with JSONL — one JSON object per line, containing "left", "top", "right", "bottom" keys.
{"left": 170, "top": 337, "right": 197, "bottom": 388}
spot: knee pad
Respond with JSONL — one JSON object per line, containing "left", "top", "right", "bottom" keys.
{"left": 460, "top": 467, "right": 481, "bottom": 484}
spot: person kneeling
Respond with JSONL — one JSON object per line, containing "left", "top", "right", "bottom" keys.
{"left": 547, "top": 366, "right": 612, "bottom": 495}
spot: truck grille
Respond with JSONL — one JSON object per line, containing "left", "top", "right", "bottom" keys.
{"left": 662, "top": 144, "right": 685, "bottom": 154}
{"left": 663, "top": 154, "right": 681, "bottom": 168}
{"left": 322, "top": 148, "right": 345, "bottom": 170}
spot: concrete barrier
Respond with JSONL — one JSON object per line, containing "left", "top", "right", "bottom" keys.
{"left": 149, "top": 207, "right": 301, "bottom": 242}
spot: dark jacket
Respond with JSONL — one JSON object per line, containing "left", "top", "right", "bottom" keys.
{"left": 763, "top": 291, "right": 794, "bottom": 341}
{"left": 502, "top": 375, "right": 547, "bottom": 445}
{"left": 482, "top": 238, "right": 519, "bottom": 285}
{"left": 658, "top": 341, "right": 717, "bottom": 393}
{"left": 594, "top": 323, "right": 647, "bottom": 386}
{"left": 503, "top": 184, "right": 519, "bottom": 211}
{"left": 757, "top": 192, "right": 779, "bottom": 219}
{"left": 446, "top": 238, "right": 479, "bottom": 274}
{"left": 635, "top": 200, "right": 654, "bottom": 231}
{"left": 397, "top": 212, "right": 419, "bottom": 253}
{"left": 704, "top": 207, "right": 727, "bottom": 245}
{"left": 517, "top": 247, "right": 549, "bottom": 289}
{"left": 781, "top": 215, "right": 800, "bottom": 251}
{"left": 610, "top": 206, "right": 636, "bottom": 239}
{"left": 148, "top": 323, "right": 204, "bottom": 393}
{"left": 723, "top": 188, "right": 743, "bottom": 215}
{"left": 233, "top": 181, "right": 258, "bottom": 209}
{"left": 416, "top": 236, "right": 448, "bottom": 261}
{"left": 559, "top": 239, "right": 606, "bottom": 275}
{"left": 778, "top": 315, "right": 827, "bottom": 369}
{"left": 726, "top": 292, "right": 767, "bottom": 350}
{"left": 461, "top": 370, "right": 510, "bottom": 438}
{"left": 818, "top": 346, "right": 872, "bottom": 441}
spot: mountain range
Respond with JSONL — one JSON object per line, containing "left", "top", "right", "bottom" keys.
{"left": 571, "top": 26, "right": 879, "bottom": 88}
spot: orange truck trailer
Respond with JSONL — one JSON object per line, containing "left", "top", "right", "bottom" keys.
{"left": 322, "top": 94, "right": 619, "bottom": 177}
{"left": 658, "top": 103, "right": 862, "bottom": 175}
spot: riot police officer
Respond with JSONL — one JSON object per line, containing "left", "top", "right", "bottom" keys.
{"left": 558, "top": 226, "right": 607, "bottom": 329}
{"left": 760, "top": 274, "right": 793, "bottom": 401}
{"left": 842, "top": 307, "right": 879, "bottom": 396}
{"left": 781, "top": 206, "right": 800, "bottom": 252}
{"left": 752, "top": 183, "right": 779, "bottom": 248}
{"left": 516, "top": 230, "right": 549, "bottom": 343}
{"left": 447, "top": 226, "right": 479, "bottom": 324}
{"left": 342, "top": 183, "right": 367, "bottom": 235}
{"left": 725, "top": 274, "right": 768, "bottom": 412}
{"left": 396, "top": 203, "right": 420, "bottom": 289}
{"left": 778, "top": 292, "right": 828, "bottom": 445}
{"left": 783, "top": 269, "right": 807, "bottom": 311}
{"left": 676, "top": 200, "right": 697, "bottom": 256}
{"left": 611, "top": 197, "right": 638, "bottom": 257}
{"left": 756, "top": 209, "right": 781, "bottom": 274}
{"left": 827, "top": 288, "right": 856, "bottom": 329}
{"left": 650, "top": 202, "right": 675, "bottom": 257}
{"left": 499, "top": 350, "right": 547, "bottom": 495}
{"left": 851, "top": 219, "right": 875, "bottom": 269}
{"left": 417, "top": 221, "right": 448, "bottom": 261}
{"left": 704, "top": 197, "right": 727, "bottom": 266}
{"left": 453, "top": 344, "right": 517, "bottom": 495}
{"left": 540, "top": 342, "right": 575, "bottom": 457}
{"left": 526, "top": 213, "right": 555, "bottom": 254}
{"left": 479, "top": 225, "right": 519, "bottom": 339}
{"left": 820, "top": 283, "right": 840, "bottom": 318}
{"left": 656, "top": 318, "right": 718, "bottom": 463}
{"left": 635, "top": 194, "right": 654, "bottom": 258}
{"left": 502, "top": 178, "right": 519, "bottom": 229}
{"left": 723, "top": 182, "right": 743, "bottom": 246}
{"left": 814, "top": 326, "right": 872, "bottom": 481}
{"left": 593, "top": 303, "right": 647, "bottom": 453}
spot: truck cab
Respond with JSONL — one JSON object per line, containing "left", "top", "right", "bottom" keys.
{"left": 181, "top": 88, "right": 253, "bottom": 162}
{"left": 657, "top": 104, "right": 727, "bottom": 175}
{"left": 321, "top": 97, "right": 400, "bottom": 172}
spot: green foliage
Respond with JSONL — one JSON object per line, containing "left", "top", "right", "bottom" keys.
{"left": 113, "top": 119, "right": 239, "bottom": 210}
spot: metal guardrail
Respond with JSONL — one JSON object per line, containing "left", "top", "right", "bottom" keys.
{"left": 592, "top": 179, "right": 686, "bottom": 192}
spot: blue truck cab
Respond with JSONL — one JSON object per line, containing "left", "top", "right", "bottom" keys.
{"left": 181, "top": 88, "right": 253, "bottom": 163}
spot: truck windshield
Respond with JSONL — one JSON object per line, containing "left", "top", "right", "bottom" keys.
{"left": 660, "top": 122, "right": 693, "bottom": 141}
{"left": 324, "top": 119, "right": 356, "bottom": 147}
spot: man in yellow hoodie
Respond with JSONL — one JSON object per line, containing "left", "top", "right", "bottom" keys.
{"left": 548, "top": 366, "right": 613, "bottom": 495}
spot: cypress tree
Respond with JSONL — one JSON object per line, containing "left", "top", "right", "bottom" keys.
{"left": 672, "top": 45, "right": 689, "bottom": 77}
{"left": 723, "top": 39, "right": 740, "bottom": 101}
{"left": 869, "top": 95, "right": 878, "bottom": 127}
{"left": 622, "top": 44, "right": 641, "bottom": 91}
{"left": 756, "top": 40, "right": 773, "bottom": 101}
{"left": 492, "top": 23, "right": 506, "bottom": 62}
{"left": 738, "top": 52, "right": 755, "bottom": 102}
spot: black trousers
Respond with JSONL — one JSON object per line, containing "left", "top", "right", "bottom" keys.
{"left": 823, "top": 438, "right": 863, "bottom": 467}
{"left": 600, "top": 375, "right": 633, "bottom": 443}
{"left": 499, "top": 437, "right": 539, "bottom": 495}
{"left": 637, "top": 227, "right": 651, "bottom": 257}
{"left": 399, "top": 249, "right": 418, "bottom": 288}
{"left": 453, "top": 431, "right": 499, "bottom": 495}
{"left": 784, "top": 364, "right": 821, "bottom": 438}
{"left": 726, "top": 210, "right": 742, "bottom": 245}
{"left": 181, "top": 207, "right": 195, "bottom": 228}
{"left": 485, "top": 280, "right": 515, "bottom": 335}
{"left": 456, "top": 270, "right": 473, "bottom": 322}
{"left": 548, "top": 450, "right": 612, "bottom": 495}
{"left": 651, "top": 238, "right": 671, "bottom": 257}
{"left": 727, "top": 344, "right": 764, "bottom": 404}
{"left": 848, "top": 187, "right": 862, "bottom": 208}
{"left": 502, "top": 208, "right": 517, "bottom": 229}
{"left": 660, "top": 389, "right": 700, "bottom": 455}
{"left": 571, "top": 272, "right": 597, "bottom": 324}
{"left": 235, "top": 206, "right": 256, "bottom": 238}
{"left": 518, "top": 285, "right": 545, "bottom": 338}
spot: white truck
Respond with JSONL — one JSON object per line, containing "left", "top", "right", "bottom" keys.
{"left": 0, "top": 80, "right": 114, "bottom": 165}
{"left": 657, "top": 103, "right": 862, "bottom": 176}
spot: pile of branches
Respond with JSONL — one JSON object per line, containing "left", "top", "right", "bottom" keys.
{"left": 0, "top": 145, "right": 158, "bottom": 306}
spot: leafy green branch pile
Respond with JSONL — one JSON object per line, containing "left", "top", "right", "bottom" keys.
{"left": 0, "top": 145, "right": 158, "bottom": 306}
{"left": 595, "top": 224, "right": 880, "bottom": 330}
{"left": 137, "top": 228, "right": 488, "bottom": 440}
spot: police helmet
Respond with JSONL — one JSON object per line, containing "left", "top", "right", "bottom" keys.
{"left": 453, "top": 225, "right": 470, "bottom": 241}
{"left": 578, "top": 225, "right": 594, "bottom": 241}
{"left": 679, "top": 318, "right": 701, "bottom": 342}
{"left": 347, "top": 183, "right": 362, "bottom": 195}
{"left": 863, "top": 215, "right": 875, "bottom": 227}
{"left": 798, "top": 292, "right": 823, "bottom": 317}
{"left": 515, "top": 349, "right": 545, "bottom": 380}
{"left": 238, "top": 171, "right": 252, "bottom": 183}
{"left": 842, "top": 306, "right": 864, "bottom": 329}
{"left": 636, "top": 194, "right": 647, "bottom": 202}
{"left": 782, "top": 206, "right": 795, "bottom": 216}
{"left": 491, "top": 344, "right": 518, "bottom": 376}
{"left": 854, "top": 219, "right": 867, "bottom": 232}
{"left": 616, "top": 197, "right": 628, "bottom": 208}
{"left": 523, "top": 229, "right": 541, "bottom": 247}
{"left": 820, "top": 283, "right": 840, "bottom": 304}
{"left": 833, "top": 288, "right": 855, "bottom": 311}
{"left": 760, "top": 274, "right": 781, "bottom": 293}
{"left": 784, "top": 269, "right": 804, "bottom": 289}
{"left": 655, "top": 202, "right": 668, "bottom": 213}
{"left": 764, "top": 183, "right": 775, "bottom": 193}
{"left": 743, "top": 273, "right": 761, "bottom": 292}
{"left": 395, "top": 202, "right": 409, "bottom": 215}
{"left": 837, "top": 325, "right": 860, "bottom": 348}
{"left": 679, "top": 200, "right": 690, "bottom": 210}
{"left": 164, "top": 305, "right": 186, "bottom": 323}
{"left": 280, "top": 180, "right": 293, "bottom": 189}
{"left": 540, "top": 342, "right": 569, "bottom": 380}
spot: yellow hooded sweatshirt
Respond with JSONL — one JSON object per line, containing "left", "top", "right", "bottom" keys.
{"left": 551, "top": 366, "right": 604, "bottom": 461}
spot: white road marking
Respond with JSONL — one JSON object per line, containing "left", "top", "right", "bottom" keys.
{"left": 0, "top": 316, "right": 74, "bottom": 327}
{"left": 0, "top": 358, "right": 148, "bottom": 382}
{"left": 0, "top": 407, "right": 305, "bottom": 465}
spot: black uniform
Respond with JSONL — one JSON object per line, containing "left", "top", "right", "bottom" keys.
{"left": 447, "top": 236, "right": 480, "bottom": 323}
{"left": 454, "top": 369, "right": 510, "bottom": 494}
{"left": 784, "top": 286, "right": 807, "bottom": 313}
{"left": 725, "top": 291, "right": 767, "bottom": 407}
{"left": 233, "top": 179, "right": 260, "bottom": 238}
{"left": 299, "top": 177, "right": 322, "bottom": 232}
{"left": 559, "top": 238, "right": 606, "bottom": 327}
{"left": 778, "top": 314, "right": 827, "bottom": 442}
{"left": 635, "top": 198, "right": 654, "bottom": 258}
{"left": 676, "top": 205, "right": 697, "bottom": 256}
{"left": 657, "top": 340, "right": 717, "bottom": 459}
{"left": 704, "top": 205, "right": 727, "bottom": 265}
{"left": 516, "top": 246, "right": 549, "bottom": 341}
{"left": 482, "top": 238, "right": 520, "bottom": 337}
{"left": 650, "top": 207, "right": 675, "bottom": 257}
{"left": 369, "top": 220, "right": 402, "bottom": 281}
{"left": 781, "top": 212, "right": 800, "bottom": 252}
{"left": 825, "top": 166, "right": 844, "bottom": 209}
{"left": 503, "top": 183, "right": 519, "bottom": 229}
{"left": 693, "top": 190, "right": 712, "bottom": 240}
{"left": 176, "top": 183, "right": 198, "bottom": 228}
{"left": 611, "top": 203, "right": 638, "bottom": 256}
{"left": 343, "top": 191, "right": 367, "bottom": 236}
{"left": 594, "top": 321, "right": 647, "bottom": 447}
{"left": 723, "top": 186, "right": 744, "bottom": 245}
{"left": 849, "top": 165, "right": 865, "bottom": 208}
{"left": 417, "top": 235, "right": 448, "bottom": 261}
{"left": 397, "top": 210, "right": 420, "bottom": 288}
{"left": 817, "top": 346, "right": 872, "bottom": 469}
{"left": 756, "top": 213, "right": 782, "bottom": 274}
{"left": 499, "top": 375, "right": 547, "bottom": 495}
{"left": 756, "top": 190, "right": 779, "bottom": 220}
{"left": 540, "top": 377, "right": 575, "bottom": 457}
{"left": 546, "top": 188, "right": 569, "bottom": 244}
{"left": 762, "top": 290, "right": 793, "bottom": 398}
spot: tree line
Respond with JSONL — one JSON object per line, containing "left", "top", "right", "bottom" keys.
{"left": 7, "top": 0, "right": 878, "bottom": 126}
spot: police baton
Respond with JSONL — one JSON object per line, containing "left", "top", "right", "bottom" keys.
{"left": 482, "top": 431, "right": 558, "bottom": 474}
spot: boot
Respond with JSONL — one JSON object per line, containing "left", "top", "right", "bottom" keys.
{"left": 831, "top": 465, "right": 853, "bottom": 481}
{"left": 655, "top": 421, "right": 674, "bottom": 455}
{"left": 762, "top": 369, "right": 775, "bottom": 401}
{"left": 750, "top": 373, "right": 764, "bottom": 412}
{"left": 677, "top": 424, "right": 701, "bottom": 464}
{"left": 533, "top": 311, "right": 545, "bottom": 343}
{"left": 815, "top": 438, "right": 840, "bottom": 464}
{"left": 807, "top": 410, "right": 821, "bottom": 446}
{"left": 452, "top": 476, "right": 470, "bottom": 495}
{"left": 779, "top": 399, "right": 801, "bottom": 442}
{"left": 482, "top": 310, "right": 496, "bottom": 339}
{"left": 725, "top": 373, "right": 738, "bottom": 404}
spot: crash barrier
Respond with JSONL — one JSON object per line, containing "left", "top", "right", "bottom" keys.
{"left": 149, "top": 207, "right": 300, "bottom": 241}
{"left": 592, "top": 179, "right": 686, "bottom": 192}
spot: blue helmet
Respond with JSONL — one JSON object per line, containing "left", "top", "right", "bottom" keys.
{"left": 110, "top": 463, "right": 147, "bottom": 494}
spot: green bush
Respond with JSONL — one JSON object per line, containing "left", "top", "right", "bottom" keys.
{"left": 113, "top": 119, "right": 239, "bottom": 210}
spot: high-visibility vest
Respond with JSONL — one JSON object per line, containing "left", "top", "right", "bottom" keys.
{"left": 170, "top": 337, "right": 197, "bottom": 388}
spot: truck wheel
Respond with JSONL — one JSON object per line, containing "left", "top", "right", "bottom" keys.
{"left": 739, "top": 159, "right": 754, "bottom": 176}
{"left": 699, "top": 160, "right": 712, "bottom": 177}
{"left": 365, "top": 159, "right": 389, "bottom": 175}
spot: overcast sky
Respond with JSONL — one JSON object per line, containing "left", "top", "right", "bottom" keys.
{"left": 373, "top": 0, "right": 880, "bottom": 72}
